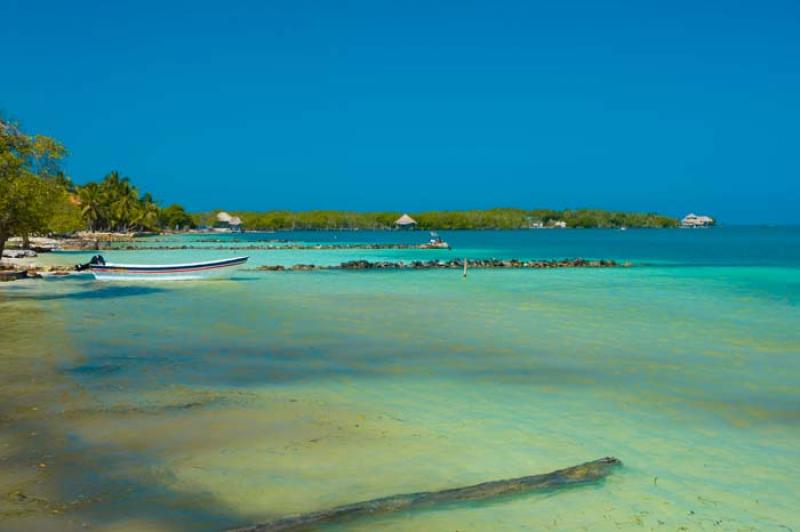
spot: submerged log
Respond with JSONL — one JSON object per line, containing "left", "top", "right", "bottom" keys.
{"left": 229, "top": 457, "right": 621, "bottom": 532}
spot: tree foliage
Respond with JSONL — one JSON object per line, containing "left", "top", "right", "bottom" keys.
{"left": 66, "top": 172, "right": 194, "bottom": 233}
{"left": 48, "top": 188, "right": 84, "bottom": 234}
{"left": 74, "top": 170, "right": 167, "bottom": 232}
{"left": 0, "top": 117, "right": 67, "bottom": 254}
{"left": 159, "top": 204, "right": 194, "bottom": 230}
{"left": 192, "top": 207, "right": 679, "bottom": 231}
{"left": 1, "top": 115, "right": 194, "bottom": 257}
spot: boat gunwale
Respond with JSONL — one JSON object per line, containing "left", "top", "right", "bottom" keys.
{"left": 90, "top": 256, "right": 249, "bottom": 271}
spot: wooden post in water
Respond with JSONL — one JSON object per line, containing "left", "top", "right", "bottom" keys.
{"left": 463, "top": 258, "right": 468, "bottom": 278}
{"left": 229, "top": 457, "right": 621, "bottom": 532}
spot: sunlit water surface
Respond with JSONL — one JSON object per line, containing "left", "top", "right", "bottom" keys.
{"left": 1, "top": 227, "right": 799, "bottom": 531}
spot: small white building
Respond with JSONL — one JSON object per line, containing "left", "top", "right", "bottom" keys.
{"left": 550, "top": 220, "right": 567, "bottom": 228}
{"left": 524, "top": 216, "right": 544, "bottom": 229}
{"left": 681, "top": 213, "right": 714, "bottom": 227}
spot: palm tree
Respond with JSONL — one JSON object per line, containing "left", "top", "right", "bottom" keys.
{"left": 101, "top": 170, "right": 123, "bottom": 191}
{"left": 97, "top": 171, "right": 137, "bottom": 231}
{"left": 133, "top": 200, "right": 160, "bottom": 231}
{"left": 112, "top": 181, "right": 139, "bottom": 232}
{"left": 78, "top": 183, "right": 103, "bottom": 232}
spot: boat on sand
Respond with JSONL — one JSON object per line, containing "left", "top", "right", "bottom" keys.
{"left": 83, "top": 255, "right": 248, "bottom": 281}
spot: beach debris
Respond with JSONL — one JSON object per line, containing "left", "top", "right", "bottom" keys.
{"left": 228, "top": 457, "right": 622, "bottom": 531}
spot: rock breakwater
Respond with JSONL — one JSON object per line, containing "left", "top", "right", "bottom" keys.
{"left": 258, "top": 258, "right": 628, "bottom": 272}
{"left": 90, "top": 243, "right": 453, "bottom": 251}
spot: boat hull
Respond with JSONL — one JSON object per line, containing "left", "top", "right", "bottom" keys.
{"left": 90, "top": 256, "right": 248, "bottom": 281}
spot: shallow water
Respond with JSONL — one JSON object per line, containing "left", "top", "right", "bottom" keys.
{"left": 2, "top": 227, "right": 799, "bottom": 531}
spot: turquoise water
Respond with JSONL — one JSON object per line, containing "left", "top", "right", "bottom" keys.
{"left": 1, "top": 227, "right": 799, "bottom": 530}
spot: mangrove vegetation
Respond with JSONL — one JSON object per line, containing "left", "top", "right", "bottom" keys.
{"left": 193, "top": 208, "right": 679, "bottom": 231}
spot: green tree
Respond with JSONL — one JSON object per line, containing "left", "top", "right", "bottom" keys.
{"left": 160, "top": 204, "right": 194, "bottom": 230}
{"left": 48, "top": 189, "right": 84, "bottom": 234}
{"left": 78, "top": 182, "right": 105, "bottom": 231}
{"left": 132, "top": 197, "right": 160, "bottom": 231}
{"left": 0, "top": 117, "right": 66, "bottom": 256}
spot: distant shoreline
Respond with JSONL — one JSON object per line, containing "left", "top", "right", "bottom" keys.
{"left": 191, "top": 208, "right": 682, "bottom": 231}
{"left": 200, "top": 226, "right": 685, "bottom": 233}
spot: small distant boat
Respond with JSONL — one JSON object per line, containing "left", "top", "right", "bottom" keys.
{"left": 84, "top": 255, "right": 248, "bottom": 281}
{"left": 619, "top": 226, "right": 628, "bottom": 231}
{"left": 421, "top": 232, "right": 451, "bottom": 250}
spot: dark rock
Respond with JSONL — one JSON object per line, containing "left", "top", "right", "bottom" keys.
{"left": 257, "top": 257, "right": 623, "bottom": 273}
{"left": 0, "top": 270, "right": 29, "bottom": 282}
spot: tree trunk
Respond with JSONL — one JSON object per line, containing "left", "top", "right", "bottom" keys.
{"left": 22, "top": 233, "right": 30, "bottom": 249}
{"left": 0, "top": 231, "right": 8, "bottom": 260}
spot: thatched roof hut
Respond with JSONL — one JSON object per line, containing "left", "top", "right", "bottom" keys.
{"left": 215, "top": 211, "right": 243, "bottom": 231}
{"left": 394, "top": 214, "right": 417, "bottom": 229}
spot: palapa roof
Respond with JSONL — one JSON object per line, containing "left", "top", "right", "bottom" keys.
{"left": 216, "top": 211, "right": 242, "bottom": 226}
{"left": 395, "top": 213, "right": 417, "bottom": 225}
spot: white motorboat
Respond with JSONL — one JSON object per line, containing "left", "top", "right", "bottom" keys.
{"left": 85, "top": 256, "right": 248, "bottom": 281}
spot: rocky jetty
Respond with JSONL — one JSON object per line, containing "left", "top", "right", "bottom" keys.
{"left": 44, "top": 232, "right": 143, "bottom": 251}
{"left": 258, "top": 258, "right": 628, "bottom": 272}
{"left": 2, "top": 249, "right": 38, "bottom": 258}
{"left": 0, "top": 261, "right": 76, "bottom": 280}
{"left": 97, "top": 243, "right": 454, "bottom": 251}
{"left": 56, "top": 239, "right": 103, "bottom": 251}
{"left": 3, "top": 233, "right": 141, "bottom": 252}
{"left": 4, "top": 236, "right": 61, "bottom": 252}
{"left": 164, "top": 238, "right": 290, "bottom": 243}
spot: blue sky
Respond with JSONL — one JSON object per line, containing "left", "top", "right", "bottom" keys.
{"left": 2, "top": 0, "right": 799, "bottom": 222}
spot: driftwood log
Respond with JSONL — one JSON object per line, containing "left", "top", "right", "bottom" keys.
{"left": 229, "top": 457, "right": 621, "bottom": 532}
